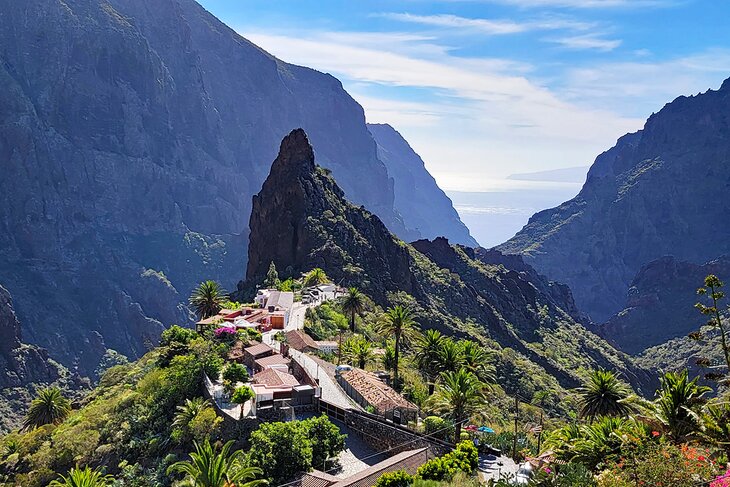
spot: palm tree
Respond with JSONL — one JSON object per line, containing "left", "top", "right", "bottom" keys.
{"left": 189, "top": 280, "right": 226, "bottom": 319}
{"left": 344, "top": 337, "right": 375, "bottom": 369}
{"left": 436, "top": 338, "right": 464, "bottom": 374}
{"left": 49, "top": 466, "right": 113, "bottom": 486}
{"left": 303, "top": 268, "right": 328, "bottom": 288}
{"left": 653, "top": 370, "right": 710, "bottom": 442}
{"left": 576, "top": 369, "right": 634, "bottom": 420}
{"left": 381, "top": 342, "right": 397, "bottom": 373}
{"left": 168, "top": 439, "right": 266, "bottom": 487}
{"left": 22, "top": 387, "right": 71, "bottom": 430}
{"left": 430, "top": 369, "right": 487, "bottom": 445}
{"left": 341, "top": 287, "right": 365, "bottom": 333}
{"left": 378, "top": 306, "right": 419, "bottom": 387}
{"left": 173, "top": 397, "right": 212, "bottom": 431}
{"left": 414, "top": 329, "right": 444, "bottom": 395}
{"left": 460, "top": 340, "right": 496, "bottom": 384}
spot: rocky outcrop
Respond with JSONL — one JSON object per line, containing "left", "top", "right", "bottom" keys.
{"left": 368, "top": 123, "right": 477, "bottom": 247}
{"left": 244, "top": 129, "right": 653, "bottom": 397}
{"left": 0, "top": 0, "right": 471, "bottom": 373}
{"left": 599, "top": 256, "right": 730, "bottom": 354}
{"left": 0, "top": 285, "right": 72, "bottom": 432}
{"left": 498, "top": 78, "right": 730, "bottom": 324}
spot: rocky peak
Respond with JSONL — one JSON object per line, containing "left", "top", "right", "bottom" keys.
{"left": 269, "top": 129, "right": 317, "bottom": 180}
{"left": 0, "top": 285, "right": 22, "bottom": 354}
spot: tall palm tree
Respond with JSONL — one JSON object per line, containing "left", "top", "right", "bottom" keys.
{"left": 436, "top": 338, "right": 464, "bottom": 374}
{"left": 576, "top": 369, "right": 634, "bottom": 420}
{"left": 49, "top": 466, "right": 113, "bottom": 486}
{"left": 168, "top": 439, "right": 267, "bottom": 487}
{"left": 173, "top": 397, "right": 212, "bottom": 431}
{"left": 22, "top": 387, "right": 71, "bottom": 430}
{"left": 303, "top": 268, "right": 328, "bottom": 288}
{"left": 341, "top": 287, "right": 365, "bottom": 333}
{"left": 653, "top": 370, "right": 710, "bottom": 442}
{"left": 378, "top": 306, "right": 419, "bottom": 387}
{"left": 189, "top": 280, "right": 226, "bottom": 319}
{"left": 414, "top": 329, "right": 444, "bottom": 395}
{"left": 431, "top": 369, "right": 487, "bottom": 445}
{"left": 460, "top": 340, "right": 496, "bottom": 384}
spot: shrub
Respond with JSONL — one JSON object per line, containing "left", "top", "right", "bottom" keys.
{"left": 187, "top": 406, "right": 222, "bottom": 443}
{"left": 417, "top": 441, "right": 478, "bottom": 481}
{"left": 160, "top": 325, "right": 198, "bottom": 347}
{"left": 222, "top": 363, "right": 249, "bottom": 384}
{"left": 376, "top": 470, "right": 414, "bottom": 487}
{"left": 423, "top": 416, "right": 452, "bottom": 441}
{"left": 417, "top": 456, "right": 458, "bottom": 481}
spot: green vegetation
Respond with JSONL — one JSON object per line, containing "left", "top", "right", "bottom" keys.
{"left": 246, "top": 416, "right": 346, "bottom": 484}
{"left": 222, "top": 362, "right": 249, "bottom": 384}
{"left": 48, "top": 465, "right": 113, "bottom": 486}
{"left": 167, "top": 439, "right": 265, "bottom": 487}
{"left": 429, "top": 370, "right": 489, "bottom": 445}
{"left": 576, "top": 369, "right": 635, "bottom": 420}
{"left": 342, "top": 287, "right": 365, "bottom": 333}
{"left": 22, "top": 387, "right": 71, "bottom": 431}
{"left": 231, "top": 386, "right": 254, "bottom": 419}
{"left": 303, "top": 268, "right": 328, "bottom": 288}
{"left": 379, "top": 305, "right": 419, "bottom": 387}
{"left": 189, "top": 280, "right": 226, "bottom": 319}
{"left": 264, "top": 261, "right": 281, "bottom": 289}
{"left": 375, "top": 470, "right": 414, "bottom": 487}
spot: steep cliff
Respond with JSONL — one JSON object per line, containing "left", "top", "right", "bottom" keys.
{"left": 244, "top": 129, "right": 653, "bottom": 401}
{"left": 368, "top": 123, "right": 478, "bottom": 247}
{"left": 0, "top": 285, "right": 73, "bottom": 432}
{"left": 599, "top": 256, "right": 730, "bottom": 354}
{"left": 498, "top": 78, "right": 730, "bottom": 323}
{"left": 0, "top": 0, "right": 469, "bottom": 373}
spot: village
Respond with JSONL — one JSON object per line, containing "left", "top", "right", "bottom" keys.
{"left": 193, "top": 270, "right": 528, "bottom": 486}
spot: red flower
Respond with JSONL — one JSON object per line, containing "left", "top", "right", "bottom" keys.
{"left": 652, "top": 431, "right": 660, "bottom": 437}
{"left": 699, "top": 456, "right": 706, "bottom": 462}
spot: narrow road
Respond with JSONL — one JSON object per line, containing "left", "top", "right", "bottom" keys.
{"left": 288, "top": 348, "right": 355, "bottom": 410}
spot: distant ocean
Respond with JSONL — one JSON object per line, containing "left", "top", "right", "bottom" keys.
{"left": 447, "top": 179, "right": 583, "bottom": 248}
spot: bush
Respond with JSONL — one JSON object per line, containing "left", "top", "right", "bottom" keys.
{"left": 222, "top": 363, "right": 249, "bottom": 383}
{"left": 160, "top": 325, "right": 198, "bottom": 347}
{"left": 423, "top": 416, "right": 452, "bottom": 441}
{"left": 376, "top": 470, "right": 414, "bottom": 487}
{"left": 187, "top": 406, "right": 222, "bottom": 443}
{"left": 417, "top": 441, "right": 478, "bottom": 481}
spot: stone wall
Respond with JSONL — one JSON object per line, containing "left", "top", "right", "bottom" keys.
{"left": 317, "top": 400, "right": 452, "bottom": 457}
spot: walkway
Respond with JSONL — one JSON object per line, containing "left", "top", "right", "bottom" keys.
{"left": 288, "top": 348, "right": 355, "bottom": 410}
{"left": 478, "top": 454, "right": 520, "bottom": 482}
{"left": 203, "top": 374, "right": 252, "bottom": 420}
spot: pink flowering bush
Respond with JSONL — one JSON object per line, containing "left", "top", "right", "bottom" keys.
{"left": 711, "top": 469, "right": 730, "bottom": 487}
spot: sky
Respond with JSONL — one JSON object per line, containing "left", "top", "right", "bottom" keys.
{"left": 197, "top": 0, "right": 730, "bottom": 194}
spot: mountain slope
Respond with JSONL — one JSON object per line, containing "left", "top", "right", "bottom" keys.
{"left": 498, "top": 78, "right": 730, "bottom": 323}
{"left": 0, "top": 0, "right": 469, "bottom": 373}
{"left": 0, "top": 285, "right": 76, "bottom": 433}
{"left": 368, "top": 123, "right": 478, "bottom": 247}
{"left": 599, "top": 256, "right": 730, "bottom": 354}
{"left": 244, "top": 129, "right": 653, "bottom": 404}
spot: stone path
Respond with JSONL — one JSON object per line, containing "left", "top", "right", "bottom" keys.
{"left": 478, "top": 453, "right": 520, "bottom": 482}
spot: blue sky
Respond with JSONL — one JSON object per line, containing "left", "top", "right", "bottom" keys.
{"left": 198, "top": 0, "right": 730, "bottom": 192}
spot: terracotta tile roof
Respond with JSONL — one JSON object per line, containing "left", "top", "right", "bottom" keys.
{"left": 253, "top": 368, "right": 299, "bottom": 387}
{"left": 296, "top": 471, "right": 339, "bottom": 487}
{"left": 286, "top": 330, "right": 318, "bottom": 351}
{"left": 244, "top": 342, "right": 274, "bottom": 357}
{"left": 329, "top": 448, "right": 429, "bottom": 487}
{"left": 255, "top": 353, "right": 291, "bottom": 369}
{"left": 340, "top": 369, "right": 417, "bottom": 412}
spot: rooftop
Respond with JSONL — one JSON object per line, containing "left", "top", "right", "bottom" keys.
{"left": 253, "top": 368, "right": 300, "bottom": 388}
{"left": 266, "top": 290, "right": 294, "bottom": 310}
{"left": 286, "top": 330, "right": 318, "bottom": 351}
{"left": 244, "top": 342, "right": 274, "bottom": 357}
{"left": 340, "top": 369, "right": 417, "bottom": 412}
{"left": 255, "top": 353, "right": 291, "bottom": 369}
{"left": 329, "top": 448, "right": 428, "bottom": 487}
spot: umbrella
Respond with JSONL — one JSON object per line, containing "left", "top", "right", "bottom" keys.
{"left": 465, "top": 425, "right": 478, "bottom": 432}
{"left": 478, "top": 426, "right": 495, "bottom": 433}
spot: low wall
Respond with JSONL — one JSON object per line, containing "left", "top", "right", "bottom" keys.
{"left": 318, "top": 399, "right": 452, "bottom": 457}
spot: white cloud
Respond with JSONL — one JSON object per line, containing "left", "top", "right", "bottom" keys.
{"left": 468, "top": 0, "right": 676, "bottom": 8}
{"left": 545, "top": 33, "right": 621, "bottom": 51}
{"left": 376, "top": 12, "right": 594, "bottom": 35}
